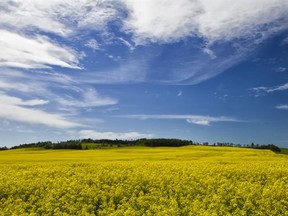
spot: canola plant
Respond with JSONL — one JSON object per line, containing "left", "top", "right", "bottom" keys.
{"left": 0, "top": 146, "right": 288, "bottom": 215}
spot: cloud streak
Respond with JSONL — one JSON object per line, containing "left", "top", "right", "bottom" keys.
{"left": 276, "top": 104, "right": 288, "bottom": 110}
{"left": 0, "top": 93, "right": 81, "bottom": 129}
{"left": 251, "top": 82, "right": 288, "bottom": 96}
{"left": 0, "top": 93, "right": 49, "bottom": 106}
{"left": 119, "top": 114, "right": 240, "bottom": 126}
{"left": 0, "top": 30, "right": 79, "bottom": 69}
{"left": 56, "top": 88, "right": 118, "bottom": 108}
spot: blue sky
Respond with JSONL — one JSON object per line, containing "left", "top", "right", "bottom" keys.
{"left": 1, "top": 0, "right": 288, "bottom": 147}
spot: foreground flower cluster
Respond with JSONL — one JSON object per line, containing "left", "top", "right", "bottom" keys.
{"left": 0, "top": 147, "right": 288, "bottom": 215}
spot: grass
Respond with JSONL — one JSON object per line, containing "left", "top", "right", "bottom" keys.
{"left": 81, "top": 142, "right": 120, "bottom": 149}
{"left": 280, "top": 148, "right": 288, "bottom": 155}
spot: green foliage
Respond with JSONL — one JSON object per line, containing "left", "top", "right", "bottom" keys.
{"left": 8, "top": 139, "right": 281, "bottom": 153}
{"left": 10, "top": 138, "right": 194, "bottom": 150}
{"left": 280, "top": 148, "right": 288, "bottom": 155}
{"left": 137, "top": 138, "right": 193, "bottom": 147}
{"left": 0, "top": 146, "right": 8, "bottom": 151}
{"left": 248, "top": 144, "right": 281, "bottom": 152}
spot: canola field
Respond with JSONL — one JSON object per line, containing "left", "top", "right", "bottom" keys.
{"left": 0, "top": 146, "right": 288, "bottom": 215}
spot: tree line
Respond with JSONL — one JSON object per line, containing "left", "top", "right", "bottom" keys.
{"left": 5, "top": 139, "right": 281, "bottom": 152}
{"left": 10, "top": 138, "right": 193, "bottom": 150}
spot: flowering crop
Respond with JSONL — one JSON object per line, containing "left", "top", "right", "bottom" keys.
{"left": 0, "top": 146, "right": 288, "bottom": 215}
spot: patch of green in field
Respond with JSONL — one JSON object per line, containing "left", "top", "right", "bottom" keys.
{"left": 81, "top": 142, "right": 117, "bottom": 150}
{"left": 280, "top": 148, "right": 288, "bottom": 155}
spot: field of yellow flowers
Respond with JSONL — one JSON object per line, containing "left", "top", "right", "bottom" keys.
{"left": 1, "top": 146, "right": 288, "bottom": 215}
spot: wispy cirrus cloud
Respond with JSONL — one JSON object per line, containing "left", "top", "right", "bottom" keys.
{"left": 0, "top": 93, "right": 48, "bottom": 106}
{"left": 0, "top": 0, "right": 287, "bottom": 85}
{"left": 268, "top": 83, "right": 288, "bottom": 92}
{"left": 276, "top": 104, "right": 288, "bottom": 110}
{"left": 0, "top": 0, "right": 118, "bottom": 72}
{"left": 251, "top": 82, "right": 288, "bottom": 96}
{"left": 56, "top": 88, "right": 118, "bottom": 108}
{"left": 0, "top": 93, "right": 81, "bottom": 129}
{"left": 275, "top": 67, "right": 287, "bottom": 72}
{"left": 76, "top": 57, "right": 148, "bottom": 84}
{"left": 177, "top": 91, "right": 183, "bottom": 97}
{"left": 0, "top": 69, "right": 119, "bottom": 129}
{"left": 121, "top": 0, "right": 288, "bottom": 84}
{"left": 85, "top": 39, "right": 101, "bottom": 51}
{"left": 0, "top": 30, "right": 79, "bottom": 69}
{"left": 119, "top": 114, "right": 240, "bottom": 126}
{"left": 0, "top": 0, "right": 119, "bottom": 36}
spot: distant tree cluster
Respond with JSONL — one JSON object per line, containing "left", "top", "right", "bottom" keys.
{"left": 52, "top": 140, "right": 82, "bottom": 150}
{"left": 213, "top": 142, "right": 242, "bottom": 147}
{"left": 82, "top": 138, "right": 137, "bottom": 147}
{"left": 0, "top": 146, "right": 8, "bottom": 151}
{"left": 10, "top": 141, "right": 81, "bottom": 150}
{"left": 10, "top": 141, "right": 53, "bottom": 149}
{"left": 137, "top": 138, "right": 193, "bottom": 147}
{"left": 248, "top": 143, "right": 281, "bottom": 152}
{"left": 207, "top": 142, "right": 281, "bottom": 152}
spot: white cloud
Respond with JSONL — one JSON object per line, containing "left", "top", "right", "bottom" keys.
{"left": 269, "top": 83, "right": 288, "bottom": 92}
{"left": 2, "top": 0, "right": 287, "bottom": 47}
{"left": 122, "top": 0, "right": 199, "bottom": 44}
{"left": 202, "top": 47, "right": 217, "bottom": 59}
{"left": 0, "top": 93, "right": 48, "bottom": 106}
{"left": 74, "top": 1, "right": 119, "bottom": 30}
{"left": 85, "top": 39, "right": 100, "bottom": 50}
{"left": 79, "top": 130, "right": 153, "bottom": 140}
{"left": 76, "top": 58, "right": 148, "bottom": 84}
{"left": 119, "top": 114, "right": 239, "bottom": 126}
{"left": 1, "top": 0, "right": 286, "bottom": 85}
{"left": 107, "top": 54, "right": 122, "bottom": 62}
{"left": 118, "top": 0, "right": 288, "bottom": 85}
{"left": 196, "top": 0, "right": 288, "bottom": 43}
{"left": 0, "top": 30, "right": 79, "bottom": 69}
{"left": 251, "top": 82, "right": 288, "bottom": 95}
{"left": 177, "top": 91, "right": 183, "bottom": 97}
{"left": 0, "top": 93, "right": 81, "bottom": 128}
{"left": 276, "top": 104, "right": 288, "bottom": 110}
{"left": 275, "top": 67, "right": 287, "bottom": 72}
{"left": 0, "top": 0, "right": 119, "bottom": 36}
{"left": 56, "top": 88, "right": 118, "bottom": 108}
{"left": 0, "top": 0, "right": 69, "bottom": 36}
{"left": 0, "top": 70, "right": 75, "bottom": 102}
{"left": 0, "top": 0, "right": 287, "bottom": 88}
{"left": 0, "top": 1, "right": 119, "bottom": 70}
{"left": 0, "top": 69, "right": 119, "bottom": 115}
{"left": 0, "top": 79, "right": 34, "bottom": 93}
{"left": 118, "top": 37, "right": 135, "bottom": 51}
{"left": 122, "top": 0, "right": 288, "bottom": 44}
{"left": 186, "top": 119, "right": 210, "bottom": 126}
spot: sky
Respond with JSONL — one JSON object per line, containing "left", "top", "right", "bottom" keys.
{"left": 0, "top": 0, "right": 288, "bottom": 147}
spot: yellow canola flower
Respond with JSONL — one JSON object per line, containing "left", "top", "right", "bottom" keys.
{"left": 0, "top": 146, "right": 288, "bottom": 215}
